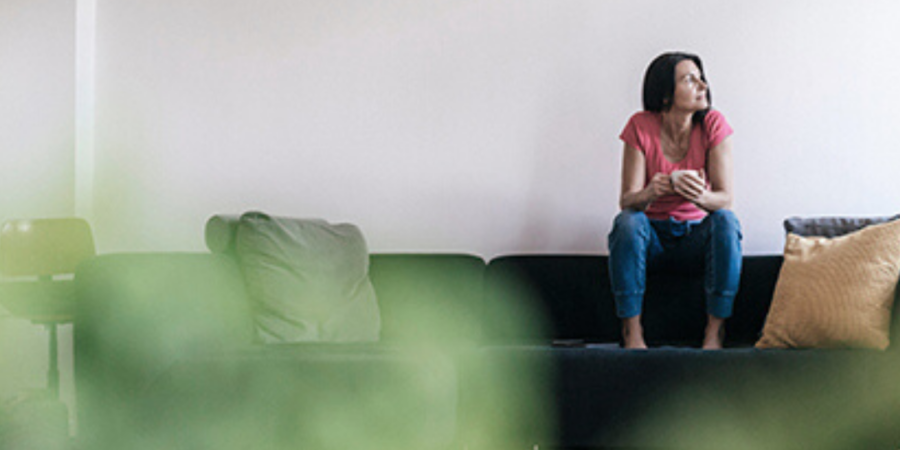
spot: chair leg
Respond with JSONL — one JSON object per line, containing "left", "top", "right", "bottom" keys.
{"left": 46, "top": 323, "right": 59, "bottom": 398}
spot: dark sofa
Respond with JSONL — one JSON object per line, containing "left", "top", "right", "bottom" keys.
{"left": 72, "top": 219, "right": 900, "bottom": 450}
{"left": 481, "top": 255, "right": 900, "bottom": 449}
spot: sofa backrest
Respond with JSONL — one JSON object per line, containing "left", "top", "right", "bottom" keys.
{"left": 204, "top": 213, "right": 900, "bottom": 348}
{"left": 727, "top": 256, "right": 784, "bottom": 346}
{"left": 483, "top": 255, "right": 618, "bottom": 344}
{"left": 206, "top": 214, "right": 490, "bottom": 345}
{"left": 482, "top": 254, "right": 784, "bottom": 347}
{"left": 368, "top": 253, "right": 486, "bottom": 345}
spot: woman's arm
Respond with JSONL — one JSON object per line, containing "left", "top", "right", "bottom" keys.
{"left": 673, "top": 136, "right": 734, "bottom": 211}
{"left": 619, "top": 143, "right": 674, "bottom": 211}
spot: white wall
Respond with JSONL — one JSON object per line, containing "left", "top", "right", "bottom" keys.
{"left": 91, "top": 0, "right": 900, "bottom": 257}
{"left": 0, "top": 0, "right": 75, "bottom": 219}
{"left": 0, "top": 0, "right": 76, "bottom": 426}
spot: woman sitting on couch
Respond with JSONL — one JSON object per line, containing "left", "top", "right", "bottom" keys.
{"left": 608, "top": 52, "right": 742, "bottom": 350}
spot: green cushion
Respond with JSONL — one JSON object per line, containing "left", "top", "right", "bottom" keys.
{"left": 235, "top": 212, "right": 380, "bottom": 343}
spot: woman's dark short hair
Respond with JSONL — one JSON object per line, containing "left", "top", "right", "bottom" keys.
{"left": 642, "top": 52, "right": 712, "bottom": 125}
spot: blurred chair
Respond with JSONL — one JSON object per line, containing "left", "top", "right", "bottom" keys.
{"left": 0, "top": 218, "right": 95, "bottom": 398}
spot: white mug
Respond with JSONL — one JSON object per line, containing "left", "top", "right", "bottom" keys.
{"left": 670, "top": 169, "right": 702, "bottom": 186}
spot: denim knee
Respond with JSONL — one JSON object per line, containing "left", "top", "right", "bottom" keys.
{"left": 708, "top": 209, "right": 741, "bottom": 238}
{"left": 610, "top": 210, "right": 651, "bottom": 241}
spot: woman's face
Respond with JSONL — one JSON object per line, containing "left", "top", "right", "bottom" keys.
{"left": 669, "top": 59, "right": 708, "bottom": 113}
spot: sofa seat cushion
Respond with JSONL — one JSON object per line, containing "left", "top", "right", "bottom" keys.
{"left": 474, "top": 344, "right": 894, "bottom": 449}
{"left": 133, "top": 344, "right": 458, "bottom": 450}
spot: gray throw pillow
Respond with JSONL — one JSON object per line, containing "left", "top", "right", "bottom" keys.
{"left": 235, "top": 212, "right": 380, "bottom": 343}
{"left": 783, "top": 214, "right": 900, "bottom": 238}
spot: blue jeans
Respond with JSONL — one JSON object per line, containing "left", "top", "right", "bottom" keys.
{"left": 607, "top": 209, "right": 743, "bottom": 319}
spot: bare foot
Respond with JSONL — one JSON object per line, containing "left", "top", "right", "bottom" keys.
{"left": 701, "top": 336, "right": 722, "bottom": 350}
{"left": 622, "top": 316, "right": 648, "bottom": 349}
{"left": 624, "top": 335, "right": 649, "bottom": 349}
{"left": 702, "top": 315, "right": 726, "bottom": 350}
{"left": 702, "top": 324, "right": 725, "bottom": 350}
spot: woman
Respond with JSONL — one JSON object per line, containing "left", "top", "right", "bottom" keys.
{"left": 608, "top": 52, "right": 742, "bottom": 350}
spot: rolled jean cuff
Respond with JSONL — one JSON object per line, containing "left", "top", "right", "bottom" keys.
{"left": 707, "top": 294, "right": 735, "bottom": 319}
{"left": 615, "top": 293, "right": 644, "bottom": 319}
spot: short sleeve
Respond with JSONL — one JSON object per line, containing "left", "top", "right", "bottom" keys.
{"left": 619, "top": 113, "right": 644, "bottom": 153}
{"left": 704, "top": 110, "right": 734, "bottom": 148}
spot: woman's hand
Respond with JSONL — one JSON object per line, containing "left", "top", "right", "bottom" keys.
{"left": 647, "top": 173, "right": 675, "bottom": 200}
{"left": 672, "top": 170, "right": 707, "bottom": 203}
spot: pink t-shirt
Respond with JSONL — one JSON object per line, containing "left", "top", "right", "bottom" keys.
{"left": 619, "top": 109, "right": 733, "bottom": 221}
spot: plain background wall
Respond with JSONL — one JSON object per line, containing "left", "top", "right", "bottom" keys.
{"left": 91, "top": 0, "right": 900, "bottom": 257}
{"left": 0, "top": 0, "right": 76, "bottom": 427}
{"left": 0, "top": 1, "right": 74, "bottom": 220}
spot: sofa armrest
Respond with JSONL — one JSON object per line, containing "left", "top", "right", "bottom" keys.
{"left": 74, "top": 253, "right": 254, "bottom": 447}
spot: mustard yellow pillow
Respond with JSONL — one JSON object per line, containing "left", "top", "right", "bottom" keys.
{"left": 756, "top": 219, "right": 900, "bottom": 350}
